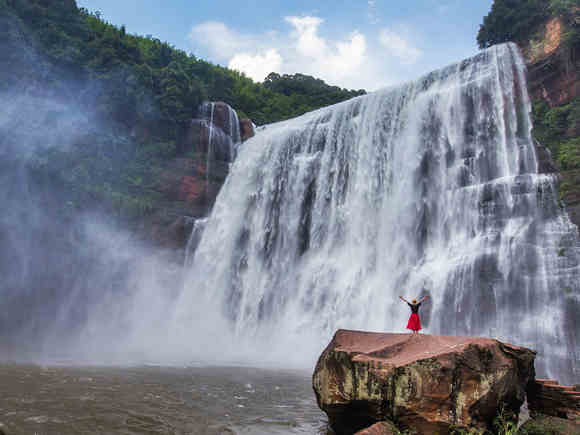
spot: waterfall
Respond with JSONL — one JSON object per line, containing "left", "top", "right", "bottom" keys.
{"left": 198, "top": 101, "right": 242, "bottom": 165}
{"left": 184, "top": 218, "right": 208, "bottom": 268}
{"left": 180, "top": 44, "right": 580, "bottom": 382}
{"left": 228, "top": 105, "right": 242, "bottom": 161}
{"left": 203, "top": 102, "right": 215, "bottom": 194}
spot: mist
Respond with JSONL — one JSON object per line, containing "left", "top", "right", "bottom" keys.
{"left": 0, "top": 86, "right": 319, "bottom": 370}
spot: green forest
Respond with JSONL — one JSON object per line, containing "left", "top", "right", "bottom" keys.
{"left": 2, "top": 0, "right": 364, "bottom": 129}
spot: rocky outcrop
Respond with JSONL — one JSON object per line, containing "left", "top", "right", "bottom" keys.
{"left": 527, "top": 378, "right": 580, "bottom": 422}
{"left": 145, "top": 102, "right": 255, "bottom": 253}
{"left": 240, "top": 118, "right": 255, "bottom": 142}
{"left": 313, "top": 330, "right": 536, "bottom": 435}
{"left": 523, "top": 16, "right": 580, "bottom": 107}
{"left": 184, "top": 101, "right": 253, "bottom": 161}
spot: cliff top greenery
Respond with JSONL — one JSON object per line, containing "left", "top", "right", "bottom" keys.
{"left": 477, "top": 0, "right": 579, "bottom": 49}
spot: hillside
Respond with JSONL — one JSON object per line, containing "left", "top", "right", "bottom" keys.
{"left": 0, "top": 0, "right": 365, "bottom": 239}
{"left": 1, "top": 0, "right": 365, "bottom": 128}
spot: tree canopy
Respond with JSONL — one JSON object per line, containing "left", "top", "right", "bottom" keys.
{"left": 477, "top": 0, "right": 579, "bottom": 49}
{"left": 2, "top": 0, "right": 364, "bottom": 131}
{"left": 477, "top": 0, "right": 550, "bottom": 49}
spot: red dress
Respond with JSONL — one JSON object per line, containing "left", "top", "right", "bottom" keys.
{"left": 406, "top": 302, "right": 422, "bottom": 331}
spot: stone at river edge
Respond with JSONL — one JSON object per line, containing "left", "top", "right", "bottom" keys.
{"left": 312, "top": 330, "right": 536, "bottom": 435}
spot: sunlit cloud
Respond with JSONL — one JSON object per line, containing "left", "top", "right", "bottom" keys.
{"left": 228, "top": 49, "right": 283, "bottom": 82}
{"left": 379, "top": 28, "right": 422, "bottom": 64}
{"left": 285, "top": 16, "right": 327, "bottom": 58}
{"left": 188, "top": 16, "right": 428, "bottom": 90}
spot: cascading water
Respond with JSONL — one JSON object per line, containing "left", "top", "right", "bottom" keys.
{"left": 184, "top": 217, "right": 207, "bottom": 268}
{"left": 198, "top": 101, "right": 242, "bottom": 165}
{"left": 205, "top": 102, "right": 215, "bottom": 191}
{"left": 179, "top": 43, "right": 580, "bottom": 382}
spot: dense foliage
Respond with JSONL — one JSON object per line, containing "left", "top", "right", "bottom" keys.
{"left": 2, "top": 0, "right": 363, "bottom": 129}
{"left": 532, "top": 97, "right": 580, "bottom": 199}
{"left": 477, "top": 0, "right": 549, "bottom": 49}
{"left": 477, "top": 0, "right": 579, "bottom": 49}
{"left": 263, "top": 73, "right": 364, "bottom": 115}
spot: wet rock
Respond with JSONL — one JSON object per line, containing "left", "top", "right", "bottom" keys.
{"left": 535, "top": 139, "right": 560, "bottom": 174}
{"left": 558, "top": 169, "right": 580, "bottom": 229}
{"left": 212, "top": 101, "right": 241, "bottom": 139}
{"left": 186, "top": 101, "right": 242, "bottom": 162}
{"left": 240, "top": 118, "right": 255, "bottom": 142}
{"left": 354, "top": 421, "right": 398, "bottom": 435}
{"left": 312, "top": 330, "right": 536, "bottom": 435}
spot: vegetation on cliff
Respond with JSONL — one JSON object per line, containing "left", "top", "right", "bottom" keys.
{"left": 2, "top": 0, "right": 364, "bottom": 129}
{"left": 477, "top": 0, "right": 579, "bottom": 50}
{"left": 533, "top": 98, "right": 580, "bottom": 171}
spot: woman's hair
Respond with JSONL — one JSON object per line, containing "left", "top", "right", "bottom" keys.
{"left": 412, "top": 298, "right": 418, "bottom": 304}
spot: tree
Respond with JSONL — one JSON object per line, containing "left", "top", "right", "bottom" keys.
{"left": 477, "top": 0, "right": 549, "bottom": 49}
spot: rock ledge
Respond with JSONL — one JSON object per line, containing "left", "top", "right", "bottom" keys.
{"left": 313, "top": 330, "right": 536, "bottom": 434}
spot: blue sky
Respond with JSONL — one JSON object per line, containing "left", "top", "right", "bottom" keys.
{"left": 76, "top": 0, "right": 494, "bottom": 90}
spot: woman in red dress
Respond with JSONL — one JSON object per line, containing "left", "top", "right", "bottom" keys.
{"left": 399, "top": 295, "right": 429, "bottom": 334}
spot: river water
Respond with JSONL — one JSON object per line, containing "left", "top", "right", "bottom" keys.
{"left": 0, "top": 364, "right": 327, "bottom": 434}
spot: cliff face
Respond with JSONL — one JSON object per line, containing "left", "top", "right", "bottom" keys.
{"left": 519, "top": 11, "right": 580, "bottom": 227}
{"left": 140, "top": 102, "right": 254, "bottom": 254}
{"left": 525, "top": 15, "right": 580, "bottom": 106}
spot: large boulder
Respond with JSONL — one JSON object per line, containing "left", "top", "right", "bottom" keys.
{"left": 313, "top": 330, "right": 536, "bottom": 434}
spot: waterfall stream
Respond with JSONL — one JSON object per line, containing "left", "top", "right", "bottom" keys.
{"left": 179, "top": 43, "right": 579, "bottom": 382}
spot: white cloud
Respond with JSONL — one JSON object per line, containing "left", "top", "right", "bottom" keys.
{"left": 379, "top": 28, "right": 422, "bottom": 64}
{"left": 188, "top": 21, "right": 245, "bottom": 59}
{"left": 285, "top": 16, "right": 327, "bottom": 58}
{"left": 228, "top": 49, "right": 283, "bottom": 82}
{"left": 188, "top": 17, "right": 430, "bottom": 90}
{"left": 327, "top": 31, "right": 366, "bottom": 77}
{"left": 282, "top": 16, "right": 368, "bottom": 86}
